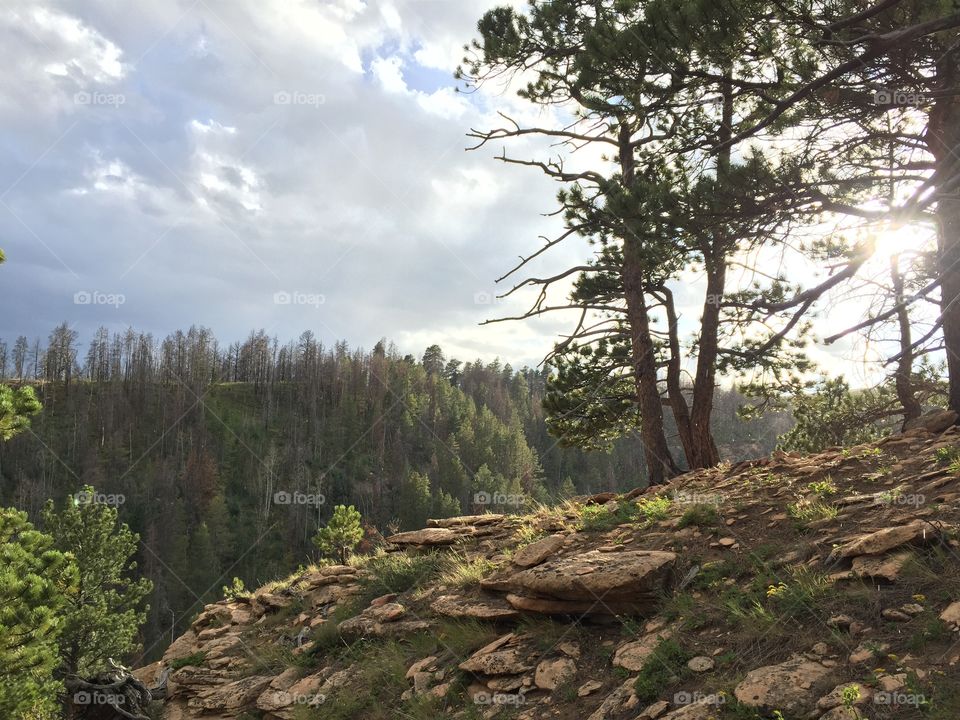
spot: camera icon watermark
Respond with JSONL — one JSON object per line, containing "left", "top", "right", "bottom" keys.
{"left": 474, "top": 490, "right": 525, "bottom": 507}
{"left": 874, "top": 691, "right": 925, "bottom": 707}
{"left": 273, "top": 291, "right": 325, "bottom": 308}
{"left": 75, "top": 490, "right": 125, "bottom": 507}
{"left": 473, "top": 291, "right": 503, "bottom": 306}
{"left": 74, "top": 91, "right": 126, "bottom": 108}
{"left": 273, "top": 490, "right": 325, "bottom": 506}
{"left": 274, "top": 91, "right": 325, "bottom": 108}
{"left": 873, "top": 90, "right": 928, "bottom": 107}
{"left": 74, "top": 290, "right": 125, "bottom": 308}
{"left": 673, "top": 691, "right": 726, "bottom": 706}
{"left": 274, "top": 691, "right": 326, "bottom": 707}
{"left": 73, "top": 691, "right": 126, "bottom": 706}
{"left": 473, "top": 689, "right": 527, "bottom": 706}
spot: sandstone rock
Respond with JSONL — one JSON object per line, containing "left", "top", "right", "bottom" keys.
{"left": 586, "top": 676, "right": 637, "bottom": 720}
{"left": 534, "top": 657, "right": 576, "bottom": 690}
{"left": 639, "top": 699, "right": 670, "bottom": 718}
{"left": 850, "top": 551, "right": 912, "bottom": 581}
{"left": 818, "top": 708, "right": 862, "bottom": 720}
{"left": 337, "top": 614, "right": 430, "bottom": 639}
{"left": 940, "top": 600, "right": 960, "bottom": 626}
{"left": 687, "top": 655, "right": 715, "bottom": 672}
{"left": 512, "top": 534, "right": 565, "bottom": 567}
{"left": 427, "top": 514, "right": 504, "bottom": 528}
{"left": 406, "top": 656, "right": 438, "bottom": 679}
{"left": 817, "top": 682, "right": 870, "bottom": 710}
{"left": 835, "top": 522, "right": 931, "bottom": 558}
{"left": 577, "top": 679, "right": 603, "bottom": 697}
{"left": 188, "top": 674, "right": 272, "bottom": 714}
{"left": 733, "top": 656, "right": 833, "bottom": 714}
{"left": 496, "top": 549, "right": 676, "bottom": 616}
{"left": 387, "top": 527, "right": 463, "bottom": 546}
{"left": 849, "top": 642, "right": 888, "bottom": 664}
{"left": 431, "top": 594, "right": 520, "bottom": 621}
{"left": 163, "top": 630, "right": 200, "bottom": 664}
{"left": 459, "top": 633, "right": 534, "bottom": 676}
{"left": 612, "top": 627, "right": 673, "bottom": 672}
{"left": 366, "top": 602, "right": 405, "bottom": 622}
{"left": 881, "top": 608, "right": 912, "bottom": 622}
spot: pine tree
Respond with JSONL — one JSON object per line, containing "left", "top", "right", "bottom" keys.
{"left": 0, "top": 508, "right": 75, "bottom": 719}
{"left": 41, "top": 488, "right": 153, "bottom": 677}
{"left": 312, "top": 505, "right": 363, "bottom": 564}
{"left": 0, "top": 384, "right": 41, "bottom": 440}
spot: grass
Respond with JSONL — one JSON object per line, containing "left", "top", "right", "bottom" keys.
{"left": 633, "top": 638, "right": 693, "bottom": 703}
{"left": 677, "top": 504, "right": 721, "bottom": 529}
{"left": 807, "top": 478, "right": 838, "bottom": 497}
{"left": 787, "top": 498, "right": 839, "bottom": 528}
{"left": 577, "top": 495, "right": 672, "bottom": 532}
{"left": 438, "top": 553, "right": 497, "bottom": 589}
{"left": 356, "top": 549, "right": 446, "bottom": 604}
{"left": 169, "top": 651, "right": 207, "bottom": 670}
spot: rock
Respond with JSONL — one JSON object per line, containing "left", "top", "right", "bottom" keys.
{"left": 386, "top": 527, "right": 462, "bottom": 546}
{"left": 612, "top": 627, "right": 673, "bottom": 672}
{"left": 495, "top": 549, "right": 676, "bottom": 616}
{"left": 881, "top": 608, "right": 912, "bottom": 622}
{"left": 639, "top": 699, "right": 670, "bottom": 718}
{"left": 459, "top": 633, "right": 534, "bottom": 676}
{"left": 427, "top": 514, "right": 504, "bottom": 527}
{"left": 687, "top": 656, "right": 715, "bottom": 672}
{"left": 850, "top": 551, "right": 912, "bottom": 581}
{"left": 534, "top": 657, "right": 576, "bottom": 690}
{"left": 337, "top": 614, "right": 430, "bottom": 639}
{"left": 901, "top": 603, "right": 924, "bottom": 616}
{"left": 365, "top": 602, "right": 405, "bottom": 622}
{"left": 659, "top": 698, "right": 723, "bottom": 719}
{"left": 849, "top": 642, "right": 888, "bottom": 664}
{"left": 818, "top": 708, "right": 862, "bottom": 720}
{"left": 431, "top": 594, "right": 520, "bottom": 621}
{"left": 512, "top": 534, "right": 565, "bottom": 567}
{"left": 369, "top": 593, "right": 398, "bottom": 607}
{"left": 903, "top": 409, "right": 958, "bottom": 433}
{"left": 834, "top": 522, "right": 932, "bottom": 558}
{"left": 940, "top": 601, "right": 960, "bottom": 626}
{"left": 817, "top": 682, "right": 870, "bottom": 710}
{"left": 877, "top": 673, "right": 907, "bottom": 692}
{"left": 587, "top": 676, "right": 637, "bottom": 720}
{"left": 577, "top": 679, "right": 603, "bottom": 697}
{"left": 733, "top": 655, "right": 834, "bottom": 714}
{"left": 718, "top": 537, "right": 737, "bottom": 547}
{"left": 811, "top": 642, "right": 830, "bottom": 657}
{"left": 188, "top": 674, "right": 273, "bottom": 714}
{"left": 406, "top": 656, "right": 438, "bottom": 680}
{"left": 826, "top": 614, "right": 853, "bottom": 630}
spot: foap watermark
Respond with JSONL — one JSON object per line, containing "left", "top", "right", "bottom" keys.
{"left": 473, "top": 291, "right": 503, "bottom": 306}
{"left": 876, "top": 491, "right": 925, "bottom": 508}
{"left": 75, "top": 490, "right": 125, "bottom": 507}
{"left": 672, "top": 490, "right": 725, "bottom": 507}
{"left": 874, "top": 89, "right": 928, "bottom": 107}
{"left": 272, "top": 691, "right": 326, "bottom": 707}
{"left": 74, "top": 91, "right": 126, "bottom": 108}
{"left": 74, "top": 290, "right": 125, "bottom": 308}
{"left": 673, "top": 691, "right": 726, "bottom": 707}
{"left": 474, "top": 490, "right": 525, "bottom": 508}
{"left": 274, "top": 91, "right": 325, "bottom": 108}
{"left": 273, "top": 291, "right": 325, "bottom": 308}
{"left": 73, "top": 691, "right": 125, "bottom": 706}
{"left": 273, "top": 490, "right": 325, "bottom": 506}
{"left": 473, "top": 689, "right": 527, "bottom": 706}
{"left": 874, "top": 691, "right": 926, "bottom": 707}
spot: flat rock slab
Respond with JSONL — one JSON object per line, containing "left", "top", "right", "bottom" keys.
{"left": 386, "top": 527, "right": 464, "bottom": 546}
{"left": 835, "top": 522, "right": 933, "bottom": 558}
{"left": 431, "top": 594, "right": 520, "bottom": 621}
{"left": 734, "top": 655, "right": 833, "bottom": 714}
{"left": 512, "top": 534, "right": 565, "bottom": 567}
{"left": 497, "top": 549, "right": 676, "bottom": 605}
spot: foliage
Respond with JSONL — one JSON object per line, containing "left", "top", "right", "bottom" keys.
{"left": 0, "top": 384, "right": 41, "bottom": 440}
{"left": 0, "top": 508, "right": 75, "bottom": 719}
{"left": 313, "top": 505, "right": 364, "bottom": 565}
{"left": 222, "top": 577, "right": 250, "bottom": 601}
{"left": 41, "top": 488, "right": 153, "bottom": 676}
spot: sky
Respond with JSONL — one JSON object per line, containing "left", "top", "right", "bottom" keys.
{"left": 0, "top": 0, "right": 931, "bottom": 381}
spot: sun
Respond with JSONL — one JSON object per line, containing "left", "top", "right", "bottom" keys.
{"left": 870, "top": 222, "right": 934, "bottom": 261}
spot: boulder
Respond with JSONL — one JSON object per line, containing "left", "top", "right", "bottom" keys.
{"left": 534, "top": 657, "right": 576, "bottom": 690}
{"left": 834, "top": 522, "right": 932, "bottom": 558}
{"left": 612, "top": 627, "right": 673, "bottom": 672}
{"left": 733, "top": 655, "right": 834, "bottom": 714}
{"left": 512, "top": 534, "right": 565, "bottom": 568}
{"left": 850, "top": 551, "right": 912, "bottom": 581}
{"left": 459, "top": 633, "right": 534, "bottom": 676}
{"left": 940, "top": 601, "right": 960, "bottom": 626}
{"left": 494, "top": 549, "right": 676, "bottom": 615}
{"left": 586, "top": 676, "right": 638, "bottom": 720}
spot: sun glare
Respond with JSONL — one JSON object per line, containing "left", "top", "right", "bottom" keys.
{"left": 870, "top": 222, "right": 932, "bottom": 260}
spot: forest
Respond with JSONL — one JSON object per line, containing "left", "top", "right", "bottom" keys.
{"left": 0, "top": 323, "right": 790, "bottom": 660}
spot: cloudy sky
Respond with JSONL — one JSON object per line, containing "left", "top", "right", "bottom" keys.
{"left": 0, "top": 0, "right": 922, "bottom": 381}
{"left": 0, "top": 0, "right": 602, "bottom": 367}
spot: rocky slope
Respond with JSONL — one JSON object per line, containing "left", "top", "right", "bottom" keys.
{"left": 136, "top": 410, "right": 960, "bottom": 720}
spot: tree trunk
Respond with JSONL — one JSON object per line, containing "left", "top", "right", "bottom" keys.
{"left": 929, "top": 45, "right": 960, "bottom": 418}
{"left": 688, "top": 256, "right": 724, "bottom": 468}
{"left": 623, "top": 243, "right": 680, "bottom": 485}
{"left": 660, "top": 287, "right": 695, "bottom": 466}
{"left": 890, "top": 254, "right": 922, "bottom": 426}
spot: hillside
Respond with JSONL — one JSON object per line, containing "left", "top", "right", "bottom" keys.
{"left": 128, "top": 409, "right": 960, "bottom": 720}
